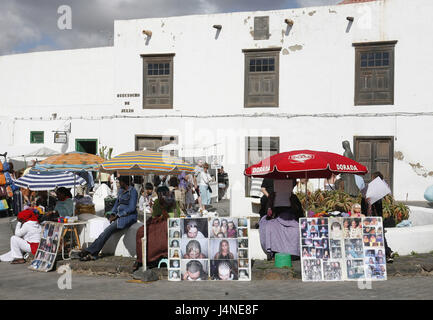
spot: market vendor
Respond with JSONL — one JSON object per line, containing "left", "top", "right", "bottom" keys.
{"left": 133, "top": 186, "right": 179, "bottom": 271}
{"left": 79, "top": 176, "right": 138, "bottom": 261}
{"left": 0, "top": 209, "right": 41, "bottom": 264}
{"left": 360, "top": 171, "right": 395, "bottom": 263}
{"left": 259, "top": 179, "right": 300, "bottom": 261}
{"left": 42, "top": 187, "right": 73, "bottom": 221}
{"left": 35, "top": 191, "right": 57, "bottom": 212}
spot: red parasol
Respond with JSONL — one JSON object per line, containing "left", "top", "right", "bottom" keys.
{"left": 245, "top": 150, "right": 368, "bottom": 215}
{"left": 244, "top": 150, "right": 368, "bottom": 180}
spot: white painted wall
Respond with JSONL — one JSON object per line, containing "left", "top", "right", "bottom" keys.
{"left": 1, "top": 0, "right": 433, "bottom": 217}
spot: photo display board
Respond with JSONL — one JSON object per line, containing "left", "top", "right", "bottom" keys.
{"left": 168, "top": 217, "right": 251, "bottom": 281}
{"left": 29, "top": 222, "right": 63, "bottom": 272}
{"left": 300, "top": 217, "right": 387, "bottom": 282}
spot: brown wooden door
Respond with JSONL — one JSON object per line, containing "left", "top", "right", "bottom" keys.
{"left": 354, "top": 137, "right": 393, "bottom": 191}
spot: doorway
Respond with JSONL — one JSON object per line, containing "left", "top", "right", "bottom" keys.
{"left": 354, "top": 136, "right": 394, "bottom": 191}
{"left": 75, "top": 139, "right": 98, "bottom": 155}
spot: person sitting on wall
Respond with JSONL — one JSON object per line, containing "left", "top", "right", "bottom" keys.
{"left": 133, "top": 186, "right": 180, "bottom": 271}
{"left": 79, "top": 176, "right": 138, "bottom": 261}
{"left": 0, "top": 209, "right": 41, "bottom": 264}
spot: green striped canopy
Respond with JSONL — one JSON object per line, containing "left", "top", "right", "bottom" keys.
{"left": 100, "top": 150, "right": 195, "bottom": 175}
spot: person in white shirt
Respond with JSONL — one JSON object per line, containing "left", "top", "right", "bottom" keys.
{"left": 197, "top": 163, "right": 213, "bottom": 211}
{"left": 193, "top": 160, "right": 204, "bottom": 211}
{"left": 294, "top": 178, "right": 315, "bottom": 194}
{"left": 0, "top": 210, "right": 42, "bottom": 264}
{"left": 138, "top": 183, "right": 155, "bottom": 216}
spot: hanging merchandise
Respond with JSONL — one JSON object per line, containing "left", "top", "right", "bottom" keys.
{"left": 0, "top": 199, "right": 9, "bottom": 210}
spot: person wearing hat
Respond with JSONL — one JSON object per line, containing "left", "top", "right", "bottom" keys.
{"left": 79, "top": 176, "right": 138, "bottom": 261}
{"left": 0, "top": 209, "right": 41, "bottom": 263}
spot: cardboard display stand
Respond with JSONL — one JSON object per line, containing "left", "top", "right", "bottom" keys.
{"left": 29, "top": 222, "right": 63, "bottom": 272}
{"left": 168, "top": 217, "right": 251, "bottom": 281}
{"left": 300, "top": 217, "right": 387, "bottom": 282}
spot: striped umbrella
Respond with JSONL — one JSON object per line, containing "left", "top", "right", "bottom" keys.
{"left": 100, "top": 150, "right": 195, "bottom": 175}
{"left": 13, "top": 171, "right": 87, "bottom": 191}
{"left": 33, "top": 152, "right": 104, "bottom": 172}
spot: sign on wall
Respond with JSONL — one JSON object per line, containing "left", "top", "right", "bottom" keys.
{"left": 168, "top": 217, "right": 251, "bottom": 281}
{"left": 29, "top": 222, "right": 64, "bottom": 272}
{"left": 54, "top": 132, "right": 67, "bottom": 144}
{"left": 299, "top": 217, "right": 387, "bottom": 282}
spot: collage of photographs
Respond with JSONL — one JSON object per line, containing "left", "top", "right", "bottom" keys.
{"left": 168, "top": 217, "right": 251, "bottom": 281}
{"left": 29, "top": 222, "right": 63, "bottom": 272}
{"left": 300, "top": 217, "right": 387, "bottom": 282}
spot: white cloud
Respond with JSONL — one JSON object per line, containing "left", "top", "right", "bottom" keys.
{"left": 0, "top": 0, "right": 341, "bottom": 55}
{"left": 296, "top": 0, "right": 340, "bottom": 7}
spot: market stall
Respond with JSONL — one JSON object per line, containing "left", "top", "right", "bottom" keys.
{"left": 100, "top": 150, "right": 195, "bottom": 273}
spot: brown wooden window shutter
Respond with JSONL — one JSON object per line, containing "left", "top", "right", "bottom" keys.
{"left": 243, "top": 48, "right": 281, "bottom": 108}
{"left": 141, "top": 54, "right": 175, "bottom": 109}
{"left": 353, "top": 41, "right": 397, "bottom": 106}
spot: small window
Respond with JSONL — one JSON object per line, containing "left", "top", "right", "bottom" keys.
{"left": 245, "top": 136, "right": 279, "bottom": 197}
{"left": 254, "top": 16, "right": 270, "bottom": 40}
{"left": 243, "top": 48, "right": 281, "bottom": 108}
{"left": 354, "top": 41, "right": 396, "bottom": 106}
{"left": 30, "top": 131, "right": 44, "bottom": 144}
{"left": 141, "top": 54, "right": 175, "bottom": 109}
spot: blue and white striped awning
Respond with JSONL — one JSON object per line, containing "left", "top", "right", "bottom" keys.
{"left": 13, "top": 171, "right": 87, "bottom": 191}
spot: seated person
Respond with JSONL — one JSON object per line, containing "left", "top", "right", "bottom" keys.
{"left": 350, "top": 203, "right": 365, "bottom": 218}
{"left": 259, "top": 179, "right": 300, "bottom": 261}
{"left": 133, "top": 186, "right": 178, "bottom": 271}
{"left": 79, "top": 176, "right": 138, "bottom": 261}
{"left": 0, "top": 210, "right": 41, "bottom": 264}
{"left": 152, "top": 186, "right": 182, "bottom": 218}
{"left": 43, "top": 187, "right": 74, "bottom": 221}
{"left": 138, "top": 182, "right": 156, "bottom": 216}
{"left": 35, "top": 191, "right": 57, "bottom": 212}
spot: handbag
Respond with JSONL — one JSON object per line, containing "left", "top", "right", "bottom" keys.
{"left": 0, "top": 186, "right": 7, "bottom": 197}
{"left": 0, "top": 199, "right": 8, "bottom": 210}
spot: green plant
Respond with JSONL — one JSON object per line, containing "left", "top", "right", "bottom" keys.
{"left": 410, "top": 251, "right": 418, "bottom": 256}
{"left": 295, "top": 189, "right": 409, "bottom": 223}
{"left": 99, "top": 146, "right": 113, "bottom": 160}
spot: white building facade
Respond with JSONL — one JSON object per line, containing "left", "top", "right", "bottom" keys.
{"left": 1, "top": 0, "right": 433, "bottom": 216}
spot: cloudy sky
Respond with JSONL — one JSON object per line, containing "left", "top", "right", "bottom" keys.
{"left": 0, "top": 0, "right": 341, "bottom": 55}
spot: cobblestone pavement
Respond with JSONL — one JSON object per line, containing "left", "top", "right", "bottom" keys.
{"left": 1, "top": 216, "right": 433, "bottom": 300}
{"left": 1, "top": 260, "right": 433, "bottom": 300}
